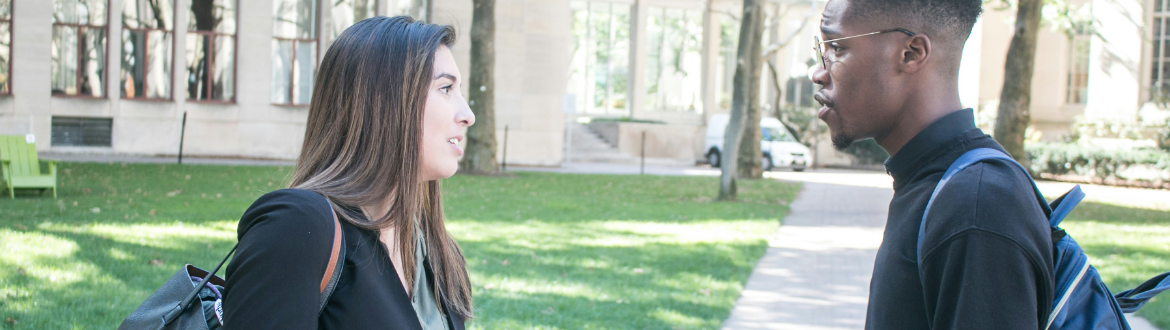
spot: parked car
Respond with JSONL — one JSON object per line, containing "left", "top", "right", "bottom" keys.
{"left": 705, "top": 114, "right": 809, "bottom": 171}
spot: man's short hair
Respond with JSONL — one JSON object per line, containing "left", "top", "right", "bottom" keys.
{"left": 848, "top": 0, "right": 983, "bottom": 56}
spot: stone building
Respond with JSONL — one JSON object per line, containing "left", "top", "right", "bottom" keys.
{"left": 0, "top": 0, "right": 1165, "bottom": 167}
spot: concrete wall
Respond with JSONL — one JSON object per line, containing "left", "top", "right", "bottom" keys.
{"left": 433, "top": 0, "right": 570, "bottom": 166}
{"left": 613, "top": 122, "right": 705, "bottom": 161}
{"left": 0, "top": 0, "right": 568, "bottom": 166}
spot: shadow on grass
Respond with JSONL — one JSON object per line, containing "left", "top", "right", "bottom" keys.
{"left": 2, "top": 164, "right": 802, "bottom": 329}
{"left": 1063, "top": 201, "right": 1170, "bottom": 329}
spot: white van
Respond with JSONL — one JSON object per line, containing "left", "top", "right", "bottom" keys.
{"left": 705, "top": 114, "right": 810, "bottom": 171}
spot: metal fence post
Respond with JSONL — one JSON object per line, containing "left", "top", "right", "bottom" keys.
{"left": 178, "top": 112, "right": 187, "bottom": 165}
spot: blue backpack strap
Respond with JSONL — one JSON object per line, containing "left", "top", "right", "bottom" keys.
{"left": 917, "top": 148, "right": 1051, "bottom": 262}
{"left": 1115, "top": 271, "right": 1170, "bottom": 313}
{"left": 1047, "top": 185, "right": 1085, "bottom": 228}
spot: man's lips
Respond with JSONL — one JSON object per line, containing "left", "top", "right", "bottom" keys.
{"left": 813, "top": 92, "right": 834, "bottom": 119}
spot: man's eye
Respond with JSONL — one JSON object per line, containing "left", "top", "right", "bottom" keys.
{"left": 829, "top": 43, "right": 842, "bottom": 52}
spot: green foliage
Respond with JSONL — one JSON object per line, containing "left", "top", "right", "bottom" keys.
{"left": 0, "top": 163, "right": 800, "bottom": 329}
{"left": 842, "top": 139, "right": 890, "bottom": 166}
{"left": 588, "top": 117, "right": 666, "bottom": 124}
{"left": 1158, "top": 119, "right": 1170, "bottom": 151}
{"left": 1025, "top": 142, "right": 1170, "bottom": 182}
{"left": 1061, "top": 201, "right": 1170, "bottom": 329}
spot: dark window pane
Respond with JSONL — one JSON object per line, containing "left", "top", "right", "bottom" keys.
{"left": 213, "top": 35, "right": 234, "bottom": 100}
{"left": 80, "top": 27, "right": 107, "bottom": 97}
{"left": 270, "top": 39, "right": 293, "bottom": 103}
{"left": 186, "top": 33, "right": 208, "bottom": 99}
{"left": 121, "top": 29, "right": 146, "bottom": 97}
{"left": 273, "top": 0, "right": 317, "bottom": 39}
{"left": 51, "top": 116, "right": 112, "bottom": 147}
{"left": 0, "top": 0, "right": 10, "bottom": 19}
{"left": 124, "top": 0, "right": 173, "bottom": 30}
{"left": 189, "top": 0, "right": 235, "bottom": 34}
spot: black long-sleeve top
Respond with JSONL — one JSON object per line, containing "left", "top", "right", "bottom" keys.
{"left": 222, "top": 189, "right": 466, "bottom": 330}
{"left": 865, "top": 109, "right": 1055, "bottom": 329}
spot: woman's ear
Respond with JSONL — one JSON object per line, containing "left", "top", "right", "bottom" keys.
{"left": 900, "top": 34, "right": 931, "bottom": 73}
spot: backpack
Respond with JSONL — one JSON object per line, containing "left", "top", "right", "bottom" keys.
{"left": 118, "top": 194, "right": 346, "bottom": 330}
{"left": 919, "top": 148, "right": 1170, "bottom": 330}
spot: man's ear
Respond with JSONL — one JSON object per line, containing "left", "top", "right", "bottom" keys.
{"left": 900, "top": 34, "right": 931, "bottom": 73}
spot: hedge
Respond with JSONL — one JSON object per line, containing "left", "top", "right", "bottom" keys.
{"left": 1026, "top": 142, "right": 1170, "bottom": 183}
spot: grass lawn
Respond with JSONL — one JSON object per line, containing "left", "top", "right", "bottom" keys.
{"left": 0, "top": 162, "right": 800, "bottom": 329}
{"left": 1061, "top": 201, "right": 1170, "bottom": 329}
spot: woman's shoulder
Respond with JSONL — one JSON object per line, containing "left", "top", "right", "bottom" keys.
{"left": 237, "top": 189, "right": 336, "bottom": 241}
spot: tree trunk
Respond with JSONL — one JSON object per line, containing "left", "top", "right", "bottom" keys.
{"left": 460, "top": 0, "right": 499, "bottom": 174}
{"left": 719, "top": 0, "right": 764, "bottom": 200}
{"left": 993, "top": 0, "right": 1043, "bottom": 165}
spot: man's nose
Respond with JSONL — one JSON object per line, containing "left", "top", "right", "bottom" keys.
{"left": 809, "top": 64, "right": 829, "bottom": 87}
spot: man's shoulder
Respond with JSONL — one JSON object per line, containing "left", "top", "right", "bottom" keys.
{"left": 929, "top": 158, "right": 1049, "bottom": 238}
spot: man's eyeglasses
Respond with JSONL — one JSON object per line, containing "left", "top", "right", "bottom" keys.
{"left": 813, "top": 28, "right": 916, "bottom": 69}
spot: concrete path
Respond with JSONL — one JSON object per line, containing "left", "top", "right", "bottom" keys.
{"left": 721, "top": 169, "right": 1161, "bottom": 330}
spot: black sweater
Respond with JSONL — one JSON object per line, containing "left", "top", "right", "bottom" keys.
{"left": 222, "top": 189, "right": 466, "bottom": 330}
{"left": 865, "top": 109, "right": 1054, "bottom": 330}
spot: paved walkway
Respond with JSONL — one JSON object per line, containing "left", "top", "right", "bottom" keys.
{"left": 721, "top": 169, "right": 1161, "bottom": 330}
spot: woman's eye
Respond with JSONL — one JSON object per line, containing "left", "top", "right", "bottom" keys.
{"left": 440, "top": 85, "right": 452, "bottom": 94}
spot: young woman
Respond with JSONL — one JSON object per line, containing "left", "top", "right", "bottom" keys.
{"left": 222, "top": 16, "right": 475, "bottom": 329}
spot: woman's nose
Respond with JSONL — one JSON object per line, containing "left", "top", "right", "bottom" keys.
{"left": 457, "top": 99, "right": 476, "bottom": 127}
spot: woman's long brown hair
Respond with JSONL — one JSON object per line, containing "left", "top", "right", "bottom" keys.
{"left": 288, "top": 16, "right": 472, "bottom": 319}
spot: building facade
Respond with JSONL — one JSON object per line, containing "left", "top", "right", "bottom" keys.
{"left": 1, "top": 0, "right": 1164, "bottom": 166}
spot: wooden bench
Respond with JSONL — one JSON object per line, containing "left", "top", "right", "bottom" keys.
{"left": 0, "top": 134, "right": 58, "bottom": 198}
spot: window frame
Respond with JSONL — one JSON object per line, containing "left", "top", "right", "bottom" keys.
{"left": 51, "top": 0, "right": 112, "bottom": 99}
{"left": 186, "top": 0, "right": 239, "bottom": 104}
{"left": 569, "top": 0, "right": 634, "bottom": 116}
{"left": 0, "top": 0, "right": 13, "bottom": 96}
{"left": 1065, "top": 32, "right": 1091, "bottom": 105}
{"left": 121, "top": 0, "right": 177, "bottom": 102}
{"left": 271, "top": 0, "right": 320, "bottom": 107}
{"left": 1150, "top": 0, "right": 1170, "bottom": 106}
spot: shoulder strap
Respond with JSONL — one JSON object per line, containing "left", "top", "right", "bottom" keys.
{"left": 915, "top": 148, "right": 1051, "bottom": 328}
{"left": 318, "top": 197, "right": 346, "bottom": 314}
{"left": 916, "top": 148, "right": 1049, "bottom": 264}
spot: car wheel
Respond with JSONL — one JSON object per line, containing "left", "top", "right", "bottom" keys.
{"left": 761, "top": 155, "right": 773, "bottom": 171}
{"left": 792, "top": 166, "right": 806, "bottom": 172}
{"left": 708, "top": 150, "right": 721, "bottom": 167}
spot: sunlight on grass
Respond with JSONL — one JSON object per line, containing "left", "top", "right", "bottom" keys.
{"left": 1, "top": 164, "right": 800, "bottom": 329}
{"left": 1063, "top": 201, "right": 1170, "bottom": 329}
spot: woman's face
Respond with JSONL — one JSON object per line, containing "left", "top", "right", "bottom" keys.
{"left": 419, "top": 45, "right": 475, "bottom": 181}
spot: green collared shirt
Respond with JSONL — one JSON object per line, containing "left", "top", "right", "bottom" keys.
{"left": 411, "top": 225, "right": 449, "bottom": 330}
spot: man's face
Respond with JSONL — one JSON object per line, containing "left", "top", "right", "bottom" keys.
{"left": 812, "top": 0, "right": 907, "bottom": 150}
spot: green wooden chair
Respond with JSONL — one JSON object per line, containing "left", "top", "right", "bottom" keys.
{"left": 0, "top": 134, "right": 58, "bottom": 198}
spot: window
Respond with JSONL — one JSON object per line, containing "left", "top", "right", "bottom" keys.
{"left": 51, "top": 116, "right": 113, "bottom": 147}
{"left": 644, "top": 6, "right": 703, "bottom": 113}
{"left": 187, "top": 0, "right": 236, "bottom": 102}
{"left": 272, "top": 0, "right": 318, "bottom": 105}
{"left": 332, "top": 0, "right": 375, "bottom": 40}
{"left": 391, "top": 0, "right": 428, "bottom": 22}
{"left": 1066, "top": 30, "right": 1090, "bottom": 104}
{"left": 716, "top": 12, "right": 738, "bottom": 111}
{"left": 121, "top": 0, "right": 174, "bottom": 99}
{"left": 1152, "top": 0, "right": 1170, "bottom": 106}
{"left": 52, "top": 0, "right": 109, "bottom": 98}
{"left": 567, "top": 1, "right": 631, "bottom": 115}
{"left": 0, "top": 0, "right": 11, "bottom": 95}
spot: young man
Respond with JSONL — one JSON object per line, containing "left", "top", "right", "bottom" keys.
{"left": 810, "top": 0, "right": 1054, "bottom": 329}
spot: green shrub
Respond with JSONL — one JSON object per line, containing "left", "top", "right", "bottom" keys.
{"left": 843, "top": 139, "right": 889, "bottom": 165}
{"left": 1025, "top": 142, "right": 1170, "bottom": 182}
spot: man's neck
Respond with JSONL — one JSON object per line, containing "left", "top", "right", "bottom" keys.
{"left": 875, "top": 81, "right": 962, "bottom": 157}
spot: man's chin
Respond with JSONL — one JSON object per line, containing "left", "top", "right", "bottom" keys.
{"left": 831, "top": 133, "right": 855, "bottom": 151}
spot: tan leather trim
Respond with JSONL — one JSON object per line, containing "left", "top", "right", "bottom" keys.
{"left": 320, "top": 205, "right": 342, "bottom": 293}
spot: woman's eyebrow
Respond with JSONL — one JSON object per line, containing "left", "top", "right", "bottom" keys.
{"left": 434, "top": 73, "right": 457, "bottom": 83}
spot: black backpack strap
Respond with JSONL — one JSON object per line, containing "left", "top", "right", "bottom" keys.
{"left": 318, "top": 197, "right": 346, "bottom": 314}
